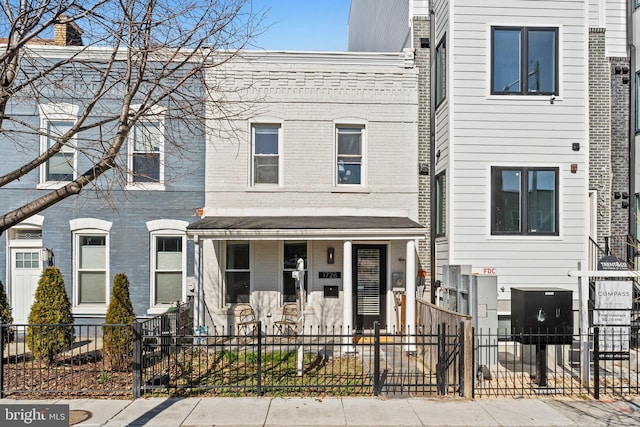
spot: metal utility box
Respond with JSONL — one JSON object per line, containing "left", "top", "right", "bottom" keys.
{"left": 511, "top": 288, "right": 573, "bottom": 344}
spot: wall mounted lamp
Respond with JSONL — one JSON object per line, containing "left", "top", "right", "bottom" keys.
{"left": 41, "top": 248, "right": 55, "bottom": 267}
{"left": 327, "top": 247, "right": 335, "bottom": 264}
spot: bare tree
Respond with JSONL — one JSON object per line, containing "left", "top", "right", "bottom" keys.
{"left": 0, "top": 0, "right": 264, "bottom": 235}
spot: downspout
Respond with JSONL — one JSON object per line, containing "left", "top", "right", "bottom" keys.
{"left": 630, "top": 1, "right": 637, "bottom": 243}
{"left": 429, "top": 8, "right": 437, "bottom": 303}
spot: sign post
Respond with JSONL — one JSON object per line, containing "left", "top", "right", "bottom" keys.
{"left": 569, "top": 260, "right": 637, "bottom": 387}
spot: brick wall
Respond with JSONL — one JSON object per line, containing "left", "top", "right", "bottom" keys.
{"left": 610, "top": 56, "right": 631, "bottom": 237}
{"left": 589, "top": 29, "right": 612, "bottom": 242}
{"left": 413, "top": 16, "right": 431, "bottom": 290}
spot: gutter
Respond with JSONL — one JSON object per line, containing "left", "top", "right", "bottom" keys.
{"left": 628, "top": 0, "right": 637, "bottom": 248}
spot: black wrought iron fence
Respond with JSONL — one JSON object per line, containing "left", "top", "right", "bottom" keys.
{"left": 137, "top": 321, "right": 468, "bottom": 398}
{"left": 0, "top": 318, "right": 467, "bottom": 398}
{"left": 474, "top": 328, "right": 640, "bottom": 398}
{"left": 0, "top": 322, "right": 134, "bottom": 398}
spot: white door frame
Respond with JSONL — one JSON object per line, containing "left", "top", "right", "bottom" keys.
{"left": 6, "top": 216, "right": 45, "bottom": 323}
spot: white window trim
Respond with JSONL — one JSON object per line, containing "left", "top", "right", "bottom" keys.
{"left": 70, "top": 218, "right": 112, "bottom": 316}
{"left": 223, "top": 240, "right": 253, "bottom": 307}
{"left": 126, "top": 105, "right": 166, "bottom": 191}
{"left": 147, "top": 220, "right": 188, "bottom": 314}
{"left": 249, "top": 121, "right": 283, "bottom": 188}
{"left": 485, "top": 23, "right": 564, "bottom": 101}
{"left": 333, "top": 120, "right": 367, "bottom": 189}
{"left": 38, "top": 103, "right": 79, "bottom": 189}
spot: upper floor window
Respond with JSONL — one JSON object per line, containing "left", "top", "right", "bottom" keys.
{"left": 435, "top": 172, "right": 446, "bottom": 236}
{"left": 636, "top": 72, "right": 640, "bottom": 133}
{"left": 131, "top": 122, "right": 162, "bottom": 183}
{"left": 39, "top": 103, "right": 78, "bottom": 185}
{"left": 491, "top": 167, "right": 559, "bottom": 236}
{"left": 45, "top": 121, "right": 75, "bottom": 181}
{"left": 435, "top": 36, "right": 446, "bottom": 107}
{"left": 225, "top": 241, "right": 250, "bottom": 304}
{"left": 336, "top": 126, "right": 364, "bottom": 185}
{"left": 491, "top": 27, "right": 558, "bottom": 95}
{"left": 252, "top": 125, "right": 280, "bottom": 185}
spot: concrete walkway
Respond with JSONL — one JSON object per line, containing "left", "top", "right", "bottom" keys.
{"left": 2, "top": 396, "right": 639, "bottom": 426}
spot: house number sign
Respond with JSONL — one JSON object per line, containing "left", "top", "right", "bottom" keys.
{"left": 319, "top": 272, "right": 341, "bottom": 279}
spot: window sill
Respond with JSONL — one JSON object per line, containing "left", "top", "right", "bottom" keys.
{"left": 331, "top": 186, "right": 370, "bottom": 194}
{"left": 486, "top": 94, "right": 561, "bottom": 102}
{"left": 487, "top": 234, "right": 562, "bottom": 241}
{"left": 37, "top": 181, "right": 73, "bottom": 190}
{"left": 246, "top": 185, "right": 284, "bottom": 192}
{"left": 72, "top": 305, "right": 107, "bottom": 316}
{"left": 125, "top": 183, "right": 166, "bottom": 191}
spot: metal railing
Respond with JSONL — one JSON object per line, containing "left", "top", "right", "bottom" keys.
{"left": 0, "top": 317, "right": 468, "bottom": 398}
{"left": 474, "top": 328, "right": 640, "bottom": 398}
{"left": 138, "top": 321, "right": 468, "bottom": 398}
{"left": 0, "top": 322, "right": 134, "bottom": 398}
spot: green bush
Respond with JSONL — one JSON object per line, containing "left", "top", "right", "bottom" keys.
{"left": 27, "top": 267, "right": 74, "bottom": 364}
{"left": 103, "top": 273, "right": 135, "bottom": 371}
{"left": 0, "top": 279, "right": 14, "bottom": 348}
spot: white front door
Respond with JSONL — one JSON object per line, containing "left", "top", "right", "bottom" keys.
{"left": 11, "top": 249, "right": 42, "bottom": 324}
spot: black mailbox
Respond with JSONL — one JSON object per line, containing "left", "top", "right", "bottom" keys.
{"left": 511, "top": 288, "right": 573, "bottom": 344}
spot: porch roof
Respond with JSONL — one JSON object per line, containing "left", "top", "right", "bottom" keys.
{"left": 187, "top": 216, "right": 426, "bottom": 240}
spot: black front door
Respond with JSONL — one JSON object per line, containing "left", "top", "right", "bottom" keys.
{"left": 353, "top": 244, "right": 387, "bottom": 330}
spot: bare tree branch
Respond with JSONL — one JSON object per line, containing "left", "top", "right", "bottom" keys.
{"left": 0, "top": 0, "right": 265, "bottom": 235}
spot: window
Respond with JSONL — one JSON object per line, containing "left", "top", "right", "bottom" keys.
{"left": 636, "top": 72, "right": 640, "bottom": 133}
{"left": 70, "top": 218, "right": 111, "bottom": 312}
{"left": 45, "top": 121, "right": 75, "bottom": 181}
{"left": 76, "top": 235, "right": 108, "bottom": 304}
{"left": 491, "top": 167, "right": 559, "bottom": 235}
{"left": 39, "top": 103, "right": 78, "bottom": 185}
{"left": 225, "top": 241, "right": 250, "bottom": 304}
{"left": 282, "top": 241, "right": 308, "bottom": 303}
{"left": 435, "top": 172, "right": 446, "bottom": 236}
{"left": 153, "top": 236, "right": 184, "bottom": 305}
{"left": 336, "top": 126, "right": 364, "bottom": 185}
{"left": 435, "top": 36, "right": 446, "bottom": 107}
{"left": 131, "top": 122, "right": 162, "bottom": 183}
{"left": 15, "top": 252, "right": 40, "bottom": 269}
{"left": 491, "top": 27, "right": 558, "bottom": 95}
{"left": 252, "top": 125, "right": 280, "bottom": 185}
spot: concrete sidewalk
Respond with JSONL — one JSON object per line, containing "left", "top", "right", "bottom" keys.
{"left": 2, "top": 396, "right": 639, "bottom": 426}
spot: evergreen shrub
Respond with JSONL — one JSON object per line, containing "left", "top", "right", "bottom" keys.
{"left": 103, "top": 273, "right": 135, "bottom": 371}
{"left": 26, "top": 267, "right": 74, "bottom": 364}
{"left": 0, "top": 279, "right": 14, "bottom": 348}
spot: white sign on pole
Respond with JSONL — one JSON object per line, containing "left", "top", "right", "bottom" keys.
{"left": 600, "top": 326, "right": 631, "bottom": 356}
{"left": 595, "top": 281, "right": 633, "bottom": 309}
{"left": 594, "top": 310, "right": 631, "bottom": 325}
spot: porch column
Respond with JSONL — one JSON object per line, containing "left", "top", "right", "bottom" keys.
{"left": 194, "top": 237, "right": 204, "bottom": 328}
{"left": 405, "top": 239, "right": 416, "bottom": 352}
{"left": 343, "top": 240, "right": 353, "bottom": 335}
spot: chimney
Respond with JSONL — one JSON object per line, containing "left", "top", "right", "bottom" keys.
{"left": 54, "top": 17, "right": 83, "bottom": 46}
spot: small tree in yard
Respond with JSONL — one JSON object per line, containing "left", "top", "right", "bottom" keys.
{"left": 103, "top": 273, "right": 135, "bottom": 371}
{"left": 27, "top": 267, "right": 74, "bottom": 364}
{"left": 0, "top": 279, "right": 14, "bottom": 348}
